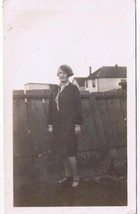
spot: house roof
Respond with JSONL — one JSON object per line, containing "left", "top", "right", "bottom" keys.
{"left": 73, "top": 77, "right": 86, "bottom": 86}
{"left": 86, "top": 65, "right": 127, "bottom": 80}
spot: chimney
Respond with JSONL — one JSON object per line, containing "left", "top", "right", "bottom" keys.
{"left": 115, "top": 64, "right": 118, "bottom": 70}
{"left": 115, "top": 64, "right": 118, "bottom": 74}
{"left": 89, "top": 66, "right": 92, "bottom": 76}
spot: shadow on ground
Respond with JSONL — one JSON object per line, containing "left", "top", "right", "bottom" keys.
{"left": 14, "top": 176, "right": 127, "bottom": 207}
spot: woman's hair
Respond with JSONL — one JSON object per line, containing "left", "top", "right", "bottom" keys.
{"left": 57, "top": 64, "right": 74, "bottom": 77}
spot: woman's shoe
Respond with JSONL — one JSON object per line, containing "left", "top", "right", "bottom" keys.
{"left": 72, "top": 179, "right": 80, "bottom": 188}
{"left": 58, "top": 176, "right": 72, "bottom": 184}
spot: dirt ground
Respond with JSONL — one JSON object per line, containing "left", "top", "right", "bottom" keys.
{"left": 14, "top": 173, "right": 127, "bottom": 207}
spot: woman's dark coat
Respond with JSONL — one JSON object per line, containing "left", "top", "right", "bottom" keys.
{"left": 48, "top": 82, "right": 82, "bottom": 157}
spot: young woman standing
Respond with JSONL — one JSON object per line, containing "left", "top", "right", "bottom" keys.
{"left": 48, "top": 64, "right": 82, "bottom": 187}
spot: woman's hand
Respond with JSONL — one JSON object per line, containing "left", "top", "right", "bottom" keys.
{"left": 48, "top": 125, "right": 53, "bottom": 132}
{"left": 75, "top": 125, "right": 81, "bottom": 135}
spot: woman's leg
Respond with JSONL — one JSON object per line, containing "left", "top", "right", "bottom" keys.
{"left": 67, "top": 156, "right": 79, "bottom": 187}
{"left": 62, "top": 158, "right": 72, "bottom": 178}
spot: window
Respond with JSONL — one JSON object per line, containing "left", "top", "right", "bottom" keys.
{"left": 92, "top": 80, "right": 95, "bottom": 87}
{"left": 120, "top": 79, "right": 126, "bottom": 82}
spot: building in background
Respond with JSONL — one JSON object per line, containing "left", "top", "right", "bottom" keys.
{"left": 73, "top": 65, "right": 127, "bottom": 92}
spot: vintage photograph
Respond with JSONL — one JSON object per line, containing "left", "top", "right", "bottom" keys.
{"left": 3, "top": 0, "right": 136, "bottom": 213}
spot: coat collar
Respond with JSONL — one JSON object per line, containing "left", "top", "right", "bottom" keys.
{"left": 59, "top": 81, "right": 70, "bottom": 88}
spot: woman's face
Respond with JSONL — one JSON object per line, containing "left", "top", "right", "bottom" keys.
{"left": 58, "top": 68, "right": 69, "bottom": 83}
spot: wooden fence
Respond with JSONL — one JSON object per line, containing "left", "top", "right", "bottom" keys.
{"left": 13, "top": 89, "right": 127, "bottom": 182}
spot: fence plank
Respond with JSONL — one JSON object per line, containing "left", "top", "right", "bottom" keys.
{"left": 81, "top": 97, "right": 99, "bottom": 150}
{"left": 119, "top": 97, "right": 127, "bottom": 119}
{"left": 13, "top": 98, "right": 32, "bottom": 157}
{"left": 106, "top": 98, "right": 126, "bottom": 145}
{"left": 27, "top": 98, "right": 49, "bottom": 155}
{"left": 96, "top": 98, "right": 115, "bottom": 147}
{"left": 89, "top": 95, "right": 106, "bottom": 148}
{"left": 43, "top": 99, "right": 49, "bottom": 126}
{"left": 43, "top": 98, "right": 54, "bottom": 154}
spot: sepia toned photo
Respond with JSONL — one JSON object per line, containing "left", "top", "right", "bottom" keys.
{"left": 3, "top": 0, "right": 136, "bottom": 213}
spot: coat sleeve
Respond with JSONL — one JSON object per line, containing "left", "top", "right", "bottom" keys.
{"left": 48, "top": 89, "right": 54, "bottom": 126}
{"left": 73, "top": 86, "right": 83, "bottom": 125}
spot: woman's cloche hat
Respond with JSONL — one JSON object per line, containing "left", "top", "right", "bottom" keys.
{"left": 57, "top": 64, "right": 74, "bottom": 77}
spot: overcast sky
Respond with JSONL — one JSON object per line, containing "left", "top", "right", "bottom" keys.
{"left": 3, "top": 0, "right": 135, "bottom": 89}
